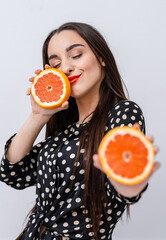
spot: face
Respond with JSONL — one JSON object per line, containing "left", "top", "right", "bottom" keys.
{"left": 47, "top": 30, "right": 105, "bottom": 99}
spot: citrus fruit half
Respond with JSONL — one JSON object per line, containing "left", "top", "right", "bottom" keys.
{"left": 98, "top": 126, "right": 154, "bottom": 185}
{"left": 31, "top": 68, "right": 71, "bottom": 109}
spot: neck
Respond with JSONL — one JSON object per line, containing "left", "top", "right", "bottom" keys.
{"left": 76, "top": 94, "right": 99, "bottom": 124}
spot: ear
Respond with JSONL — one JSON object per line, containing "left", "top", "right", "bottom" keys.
{"left": 101, "top": 60, "right": 106, "bottom": 67}
{"left": 99, "top": 57, "right": 106, "bottom": 67}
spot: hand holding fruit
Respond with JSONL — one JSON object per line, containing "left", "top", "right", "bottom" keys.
{"left": 93, "top": 123, "right": 160, "bottom": 198}
{"left": 27, "top": 65, "right": 70, "bottom": 119}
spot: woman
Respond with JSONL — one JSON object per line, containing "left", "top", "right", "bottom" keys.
{"left": 0, "top": 22, "right": 160, "bottom": 240}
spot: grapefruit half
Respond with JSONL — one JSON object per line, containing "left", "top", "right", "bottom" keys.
{"left": 31, "top": 68, "right": 71, "bottom": 109}
{"left": 98, "top": 126, "right": 154, "bottom": 185}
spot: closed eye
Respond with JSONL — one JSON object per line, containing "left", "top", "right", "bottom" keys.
{"left": 53, "top": 63, "right": 61, "bottom": 68}
{"left": 72, "top": 54, "right": 82, "bottom": 59}
{"left": 52, "top": 54, "right": 82, "bottom": 68}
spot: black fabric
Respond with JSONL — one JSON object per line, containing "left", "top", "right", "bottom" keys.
{"left": 0, "top": 100, "right": 146, "bottom": 240}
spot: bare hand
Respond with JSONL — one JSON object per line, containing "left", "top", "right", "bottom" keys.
{"left": 26, "top": 64, "right": 69, "bottom": 119}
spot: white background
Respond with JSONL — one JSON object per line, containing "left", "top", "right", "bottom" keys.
{"left": 0, "top": 0, "right": 166, "bottom": 239}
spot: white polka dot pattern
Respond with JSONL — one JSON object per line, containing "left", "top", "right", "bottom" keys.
{"left": 0, "top": 100, "right": 146, "bottom": 239}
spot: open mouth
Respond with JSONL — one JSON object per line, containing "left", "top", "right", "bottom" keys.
{"left": 68, "top": 74, "right": 81, "bottom": 84}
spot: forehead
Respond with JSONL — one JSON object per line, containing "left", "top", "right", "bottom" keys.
{"left": 47, "top": 30, "right": 88, "bottom": 56}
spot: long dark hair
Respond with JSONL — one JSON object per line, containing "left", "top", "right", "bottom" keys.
{"left": 43, "top": 22, "right": 128, "bottom": 238}
{"left": 17, "top": 22, "right": 128, "bottom": 239}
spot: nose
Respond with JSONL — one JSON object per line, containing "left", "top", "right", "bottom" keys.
{"left": 60, "top": 60, "right": 74, "bottom": 76}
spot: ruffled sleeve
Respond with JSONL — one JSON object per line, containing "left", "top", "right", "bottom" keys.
{"left": 106, "top": 176, "right": 148, "bottom": 205}
{"left": 0, "top": 134, "right": 52, "bottom": 190}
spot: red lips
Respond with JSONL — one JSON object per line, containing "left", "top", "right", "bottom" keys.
{"left": 68, "top": 74, "right": 81, "bottom": 84}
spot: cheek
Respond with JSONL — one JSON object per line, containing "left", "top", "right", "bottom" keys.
{"left": 82, "top": 55, "right": 101, "bottom": 76}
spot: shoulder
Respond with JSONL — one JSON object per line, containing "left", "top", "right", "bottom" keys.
{"left": 109, "top": 100, "right": 143, "bottom": 116}
{"left": 106, "top": 100, "right": 145, "bottom": 133}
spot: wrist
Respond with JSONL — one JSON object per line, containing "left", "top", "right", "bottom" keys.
{"left": 30, "top": 112, "right": 51, "bottom": 125}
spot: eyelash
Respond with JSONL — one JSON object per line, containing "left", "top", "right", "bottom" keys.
{"left": 53, "top": 63, "right": 60, "bottom": 69}
{"left": 72, "top": 54, "right": 82, "bottom": 59}
{"left": 53, "top": 54, "right": 82, "bottom": 68}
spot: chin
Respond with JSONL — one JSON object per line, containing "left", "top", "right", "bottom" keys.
{"left": 70, "top": 87, "right": 82, "bottom": 98}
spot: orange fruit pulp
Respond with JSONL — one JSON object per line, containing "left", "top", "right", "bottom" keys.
{"left": 98, "top": 126, "right": 154, "bottom": 185}
{"left": 31, "top": 68, "right": 71, "bottom": 109}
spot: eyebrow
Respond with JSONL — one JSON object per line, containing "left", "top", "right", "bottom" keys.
{"left": 48, "top": 43, "right": 85, "bottom": 61}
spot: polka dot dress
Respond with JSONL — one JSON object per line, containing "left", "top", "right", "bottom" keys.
{"left": 0, "top": 100, "right": 147, "bottom": 240}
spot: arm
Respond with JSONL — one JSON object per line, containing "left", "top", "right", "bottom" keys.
{"left": 0, "top": 133, "right": 52, "bottom": 189}
{"left": 6, "top": 112, "right": 50, "bottom": 164}
{"left": 93, "top": 100, "right": 160, "bottom": 199}
{"left": 6, "top": 66, "right": 69, "bottom": 164}
{"left": 0, "top": 67, "right": 69, "bottom": 189}
{"left": 93, "top": 128, "right": 159, "bottom": 198}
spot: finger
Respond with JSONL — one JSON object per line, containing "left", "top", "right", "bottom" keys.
{"left": 45, "top": 64, "right": 51, "bottom": 69}
{"left": 153, "top": 162, "right": 161, "bottom": 172}
{"left": 146, "top": 135, "right": 154, "bottom": 143}
{"left": 153, "top": 146, "right": 159, "bottom": 154}
{"left": 132, "top": 123, "right": 140, "bottom": 130}
{"left": 61, "top": 101, "right": 69, "bottom": 109}
{"left": 149, "top": 162, "right": 161, "bottom": 177}
{"left": 93, "top": 154, "right": 104, "bottom": 172}
{"left": 29, "top": 77, "right": 34, "bottom": 82}
{"left": 26, "top": 88, "right": 31, "bottom": 95}
{"left": 34, "top": 69, "right": 42, "bottom": 75}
